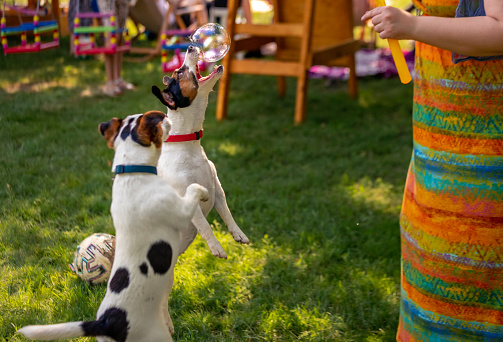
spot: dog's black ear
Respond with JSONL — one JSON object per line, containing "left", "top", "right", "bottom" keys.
{"left": 98, "top": 118, "right": 122, "bottom": 148}
{"left": 142, "top": 111, "right": 166, "bottom": 127}
{"left": 99, "top": 121, "right": 110, "bottom": 136}
{"left": 152, "top": 85, "right": 177, "bottom": 110}
{"left": 136, "top": 111, "right": 167, "bottom": 148}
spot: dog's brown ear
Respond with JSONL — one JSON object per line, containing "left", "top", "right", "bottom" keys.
{"left": 152, "top": 85, "right": 176, "bottom": 110}
{"left": 99, "top": 118, "right": 122, "bottom": 148}
{"left": 136, "top": 111, "right": 166, "bottom": 148}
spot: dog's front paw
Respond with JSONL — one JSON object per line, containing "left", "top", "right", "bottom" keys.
{"left": 230, "top": 229, "right": 250, "bottom": 245}
{"left": 199, "top": 187, "right": 209, "bottom": 202}
{"left": 187, "top": 183, "right": 209, "bottom": 202}
{"left": 208, "top": 239, "right": 227, "bottom": 259}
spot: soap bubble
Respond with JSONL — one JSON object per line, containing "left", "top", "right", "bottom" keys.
{"left": 190, "top": 23, "right": 230, "bottom": 62}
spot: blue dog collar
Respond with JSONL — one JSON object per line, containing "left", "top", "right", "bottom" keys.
{"left": 115, "top": 165, "right": 157, "bottom": 175}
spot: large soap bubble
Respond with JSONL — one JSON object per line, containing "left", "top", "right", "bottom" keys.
{"left": 190, "top": 23, "right": 231, "bottom": 62}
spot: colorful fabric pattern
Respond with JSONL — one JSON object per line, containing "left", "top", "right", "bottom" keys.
{"left": 398, "top": 1, "right": 503, "bottom": 341}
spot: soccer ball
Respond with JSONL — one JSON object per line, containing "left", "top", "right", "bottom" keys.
{"left": 69, "top": 233, "right": 116, "bottom": 285}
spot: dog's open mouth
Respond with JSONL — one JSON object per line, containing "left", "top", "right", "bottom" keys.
{"left": 197, "top": 64, "right": 223, "bottom": 84}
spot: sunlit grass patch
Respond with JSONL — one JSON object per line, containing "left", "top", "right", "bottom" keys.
{"left": 218, "top": 142, "right": 245, "bottom": 157}
{"left": 260, "top": 303, "right": 346, "bottom": 341}
{"left": 343, "top": 176, "right": 401, "bottom": 215}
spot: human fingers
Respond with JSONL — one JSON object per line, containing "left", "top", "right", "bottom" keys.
{"left": 375, "top": 25, "right": 389, "bottom": 39}
{"left": 373, "top": 22, "right": 386, "bottom": 37}
{"left": 377, "top": 7, "right": 414, "bottom": 40}
{"left": 371, "top": 13, "right": 383, "bottom": 27}
{"left": 361, "top": 7, "right": 384, "bottom": 22}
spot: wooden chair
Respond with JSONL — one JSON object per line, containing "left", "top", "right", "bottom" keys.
{"left": 126, "top": 0, "right": 207, "bottom": 62}
{"left": 216, "top": 0, "right": 359, "bottom": 125}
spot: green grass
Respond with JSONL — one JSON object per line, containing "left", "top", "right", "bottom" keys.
{"left": 0, "top": 37, "right": 413, "bottom": 341}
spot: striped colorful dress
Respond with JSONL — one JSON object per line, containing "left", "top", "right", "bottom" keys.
{"left": 397, "top": 0, "right": 503, "bottom": 341}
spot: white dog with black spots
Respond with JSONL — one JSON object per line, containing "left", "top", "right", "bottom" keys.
{"left": 18, "top": 111, "right": 209, "bottom": 342}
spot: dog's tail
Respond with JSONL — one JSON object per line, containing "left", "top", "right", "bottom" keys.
{"left": 18, "top": 308, "right": 128, "bottom": 341}
{"left": 18, "top": 322, "right": 88, "bottom": 340}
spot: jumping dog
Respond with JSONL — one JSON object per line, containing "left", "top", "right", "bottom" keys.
{"left": 152, "top": 46, "right": 249, "bottom": 333}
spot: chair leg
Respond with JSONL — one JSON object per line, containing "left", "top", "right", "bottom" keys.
{"left": 294, "top": 0, "right": 315, "bottom": 124}
{"left": 294, "top": 70, "right": 309, "bottom": 125}
{"left": 216, "top": 68, "right": 231, "bottom": 121}
{"left": 348, "top": 54, "right": 358, "bottom": 99}
{"left": 216, "top": 0, "right": 238, "bottom": 122}
{"left": 277, "top": 76, "right": 286, "bottom": 98}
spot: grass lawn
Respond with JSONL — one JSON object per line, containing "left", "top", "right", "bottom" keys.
{"left": 0, "top": 37, "right": 414, "bottom": 341}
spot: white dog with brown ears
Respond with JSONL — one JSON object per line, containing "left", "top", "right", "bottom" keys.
{"left": 18, "top": 111, "right": 209, "bottom": 342}
{"left": 152, "top": 46, "right": 249, "bottom": 333}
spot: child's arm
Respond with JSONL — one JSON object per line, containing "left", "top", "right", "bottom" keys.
{"left": 361, "top": 0, "right": 503, "bottom": 57}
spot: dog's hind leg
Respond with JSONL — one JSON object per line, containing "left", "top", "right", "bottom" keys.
{"left": 213, "top": 174, "right": 250, "bottom": 245}
{"left": 162, "top": 267, "right": 176, "bottom": 335}
{"left": 192, "top": 207, "right": 227, "bottom": 259}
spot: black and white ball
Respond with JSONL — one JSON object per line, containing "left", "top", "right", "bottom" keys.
{"left": 69, "top": 233, "right": 116, "bottom": 285}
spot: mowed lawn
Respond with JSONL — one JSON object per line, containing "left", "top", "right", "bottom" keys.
{"left": 0, "top": 37, "right": 414, "bottom": 341}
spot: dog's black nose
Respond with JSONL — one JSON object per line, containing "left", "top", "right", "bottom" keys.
{"left": 188, "top": 45, "right": 195, "bottom": 53}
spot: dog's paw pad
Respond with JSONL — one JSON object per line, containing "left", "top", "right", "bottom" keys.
{"left": 198, "top": 187, "right": 210, "bottom": 202}
{"left": 214, "top": 251, "right": 228, "bottom": 259}
{"left": 209, "top": 245, "right": 227, "bottom": 259}
{"left": 212, "top": 247, "right": 227, "bottom": 259}
{"left": 238, "top": 236, "right": 250, "bottom": 244}
{"left": 231, "top": 230, "right": 250, "bottom": 244}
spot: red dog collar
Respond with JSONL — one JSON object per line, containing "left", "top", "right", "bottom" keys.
{"left": 165, "top": 130, "right": 203, "bottom": 142}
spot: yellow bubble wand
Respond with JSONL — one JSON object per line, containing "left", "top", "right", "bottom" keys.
{"left": 373, "top": 0, "right": 412, "bottom": 84}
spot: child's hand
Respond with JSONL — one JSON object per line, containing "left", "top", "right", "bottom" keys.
{"left": 361, "top": 6, "right": 416, "bottom": 40}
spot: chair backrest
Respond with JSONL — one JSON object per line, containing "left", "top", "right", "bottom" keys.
{"left": 167, "top": 0, "right": 207, "bottom": 30}
{"left": 274, "top": 0, "right": 354, "bottom": 60}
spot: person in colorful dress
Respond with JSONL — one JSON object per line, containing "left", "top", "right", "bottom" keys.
{"left": 362, "top": 0, "right": 503, "bottom": 341}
